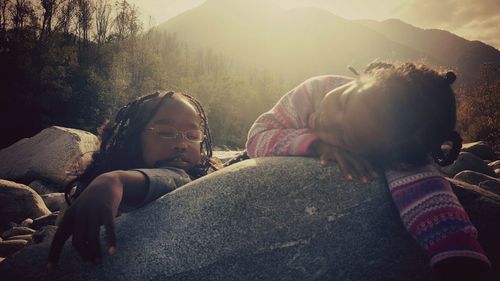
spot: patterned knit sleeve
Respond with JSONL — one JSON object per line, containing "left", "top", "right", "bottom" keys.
{"left": 245, "top": 79, "right": 319, "bottom": 157}
{"left": 385, "top": 164, "right": 490, "bottom": 268}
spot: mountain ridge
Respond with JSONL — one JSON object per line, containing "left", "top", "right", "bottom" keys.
{"left": 158, "top": 1, "right": 500, "bottom": 85}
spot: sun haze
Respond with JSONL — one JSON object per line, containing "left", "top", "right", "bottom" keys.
{"left": 129, "top": 0, "right": 500, "bottom": 49}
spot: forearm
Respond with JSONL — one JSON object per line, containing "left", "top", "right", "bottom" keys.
{"left": 121, "top": 167, "right": 192, "bottom": 211}
{"left": 385, "top": 166, "right": 490, "bottom": 267}
{"left": 92, "top": 170, "right": 148, "bottom": 209}
{"left": 246, "top": 125, "right": 318, "bottom": 157}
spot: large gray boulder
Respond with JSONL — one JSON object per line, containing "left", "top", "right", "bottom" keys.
{"left": 0, "top": 126, "right": 99, "bottom": 186}
{"left": 0, "top": 157, "right": 499, "bottom": 281}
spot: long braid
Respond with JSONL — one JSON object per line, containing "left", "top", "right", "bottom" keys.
{"left": 180, "top": 93, "right": 217, "bottom": 178}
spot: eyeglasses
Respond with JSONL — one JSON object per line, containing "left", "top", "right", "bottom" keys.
{"left": 144, "top": 127, "right": 205, "bottom": 142}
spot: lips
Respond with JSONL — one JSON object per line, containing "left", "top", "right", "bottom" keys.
{"left": 155, "top": 156, "right": 192, "bottom": 168}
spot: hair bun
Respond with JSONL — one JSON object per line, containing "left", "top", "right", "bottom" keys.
{"left": 445, "top": 71, "right": 456, "bottom": 84}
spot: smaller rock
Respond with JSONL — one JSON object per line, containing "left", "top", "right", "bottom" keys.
{"left": 495, "top": 169, "right": 500, "bottom": 177}
{"left": 488, "top": 160, "right": 500, "bottom": 170}
{"left": 6, "top": 234, "right": 33, "bottom": 243}
{"left": 441, "top": 152, "right": 496, "bottom": 177}
{"left": 0, "top": 240, "right": 28, "bottom": 257}
{"left": 479, "top": 180, "right": 500, "bottom": 196}
{"left": 32, "top": 212, "right": 59, "bottom": 230}
{"left": 213, "top": 150, "right": 246, "bottom": 164}
{"left": 32, "top": 225, "right": 58, "bottom": 244}
{"left": 41, "top": 193, "right": 66, "bottom": 212}
{"left": 0, "top": 179, "right": 52, "bottom": 232}
{"left": 1, "top": 227, "right": 36, "bottom": 239}
{"left": 461, "top": 141, "right": 497, "bottom": 160}
{"left": 454, "top": 170, "right": 499, "bottom": 186}
{"left": 28, "top": 180, "right": 60, "bottom": 195}
{"left": 21, "top": 218, "right": 33, "bottom": 228}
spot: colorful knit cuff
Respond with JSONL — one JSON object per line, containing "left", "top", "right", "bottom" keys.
{"left": 385, "top": 164, "right": 491, "bottom": 268}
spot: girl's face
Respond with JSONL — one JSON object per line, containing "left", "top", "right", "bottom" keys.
{"left": 140, "top": 96, "right": 203, "bottom": 170}
{"left": 309, "top": 80, "right": 392, "bottom": 156}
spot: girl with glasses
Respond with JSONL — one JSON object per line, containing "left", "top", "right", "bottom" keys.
{"left": 48, "top": 91, "right": 216, "bottom": 267}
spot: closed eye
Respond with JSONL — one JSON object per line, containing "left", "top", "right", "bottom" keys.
{"left": 157, "top": 131, "right": 177, "bottom": 138}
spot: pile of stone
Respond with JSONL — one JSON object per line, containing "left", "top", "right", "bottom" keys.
{"left": 0, "top": 126, "right": 99, "bottom": 263}
{"left": 440, "top": 141, "right": 500, "bottom": 194}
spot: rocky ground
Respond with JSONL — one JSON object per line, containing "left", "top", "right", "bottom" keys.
{"left": 0, "top": 126, "right": 498, "bottom": 280}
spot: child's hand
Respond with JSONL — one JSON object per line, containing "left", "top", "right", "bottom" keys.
{"left": 310, "top": 140, "right": 377, "bottom": 182}
{"left": 47, "top": 173, "right": 123, "bottom": 268}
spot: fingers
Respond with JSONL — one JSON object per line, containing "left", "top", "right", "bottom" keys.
{"left": 361, "top": 157, "right": 379, "bottom": 179}
{"left": 319, "top": 153, "right": 332, "bottom": 166}
{"left": 320, "top": 150, "right": 353, "bottom": 180}
{"left": 347, "top": 155, "right": 372, "bottom": 183}
{"left": 331, "top": 150, "right": 353, "bottom": 181}
{"left": 103, "top": 211, "right": 117, "bottom": 256}
{"left": 320, "top": 146, "right": 376, "bottom": 183}
{"left": 72, "top": 214, "right": 92, "bottom": 262}
{"left": 47, "top": 212, "right": 73, "bottom": 268}
{"left": 86, "top": 208, "right": 104, "bottom": 263}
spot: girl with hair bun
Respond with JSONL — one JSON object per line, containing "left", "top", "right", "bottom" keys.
{"left": 246, "top": 62, "right": 490, "bottom": 280}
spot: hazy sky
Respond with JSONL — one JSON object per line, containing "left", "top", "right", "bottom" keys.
{"left": 129, "top": 0, "right": 500, "bottom": 49}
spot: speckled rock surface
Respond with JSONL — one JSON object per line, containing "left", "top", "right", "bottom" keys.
{"left": 1, "top": 157, "right": 499, "bottom": 281}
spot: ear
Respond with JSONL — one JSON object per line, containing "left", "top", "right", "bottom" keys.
{"left": 445, "top": 71, "right": 456, "bottom": 85}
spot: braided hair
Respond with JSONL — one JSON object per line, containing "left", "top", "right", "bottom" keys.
{"left": 357, "top": 62, "right": 462, "bottom": 168}
{"left": 65, "top": 91, "right": 214, "bottom": 204}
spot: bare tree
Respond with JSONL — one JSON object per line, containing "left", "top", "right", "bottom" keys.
{"left": 127, "top": 1, "right": 140, "bottom": 38}
{"left": 39, "top": 0, "right": 58, "bottom": 40}
{"left": 94, "top": 0, "right": 110, "bottom": 44}
{"left": 0, "top": 0, "right": 10, "bottom": 32}
{"left": 10, "top": 0, "right": 32, "bottom": 30}
{"left": 113, "top": 0, "right": 127, "bottom": 40}
{"left": 75, "top": 0, "right": 92, "bottom": 43}
{"left": 112, "top": 0, "right": 141, "bottom": 40}
{"left": 55, "top": 0, "right": 75, "bottom": 35}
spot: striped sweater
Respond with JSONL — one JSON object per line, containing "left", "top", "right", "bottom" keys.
{"left": 246, "top": 74, "right": 490, "bottom": 267}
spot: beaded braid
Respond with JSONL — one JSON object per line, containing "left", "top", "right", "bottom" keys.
{"left": 179, "top": 92, "right": 217, "bottom": 178}
{"left": 65, "top": 91, "right": 214, "bottom": 204}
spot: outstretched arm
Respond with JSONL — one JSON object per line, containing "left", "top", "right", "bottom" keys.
{"left": 47, "top": 170, "right": 147, "bottom": 267}
{"left": 47, "top": 168, "right": 190, "bottom": 268}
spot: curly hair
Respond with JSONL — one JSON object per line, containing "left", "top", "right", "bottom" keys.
{"left": 359, "top": 62, "right": 461, "bottom": 168}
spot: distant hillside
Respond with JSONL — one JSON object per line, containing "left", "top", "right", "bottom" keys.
{"left": 158, "top": 0, "right": 500, "bottom": 85}
{"left": 356, "top": 19, "right": 500, "bottom": 85}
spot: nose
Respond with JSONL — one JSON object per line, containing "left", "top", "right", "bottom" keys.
{"left": 172, "top": 134, "right": 188, "bottom": 151}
